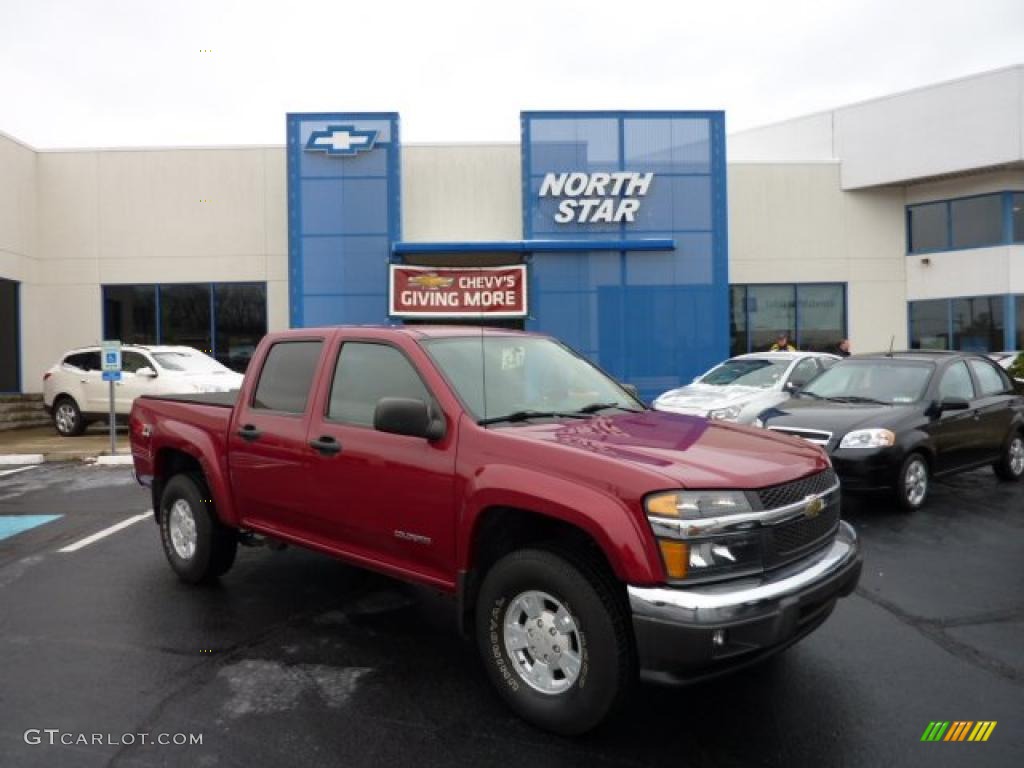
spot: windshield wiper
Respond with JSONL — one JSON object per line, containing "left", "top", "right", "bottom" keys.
{"left": 797, "top": 390, "right": 825, "bottom": 400}
{"left": 828, "top": 395, "right": 889, "bottom": 405}
{"left": 477, "top": 410, "right": 591, "bottom": 426}
{"left": 575, "top": 401, "right": 644, "bottom": 414}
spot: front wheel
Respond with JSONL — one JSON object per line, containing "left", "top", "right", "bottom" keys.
{"left": 896, "top": 452, "right": 930, "bottom": 511}
{"left": 475, "top": 548, "right": 633, "bottom": 735}
{"left": 993, "top": 431, "right": 1024, "bottom": 482}
{"left": 159, "top": 474, "right": 237, "bottom": 584}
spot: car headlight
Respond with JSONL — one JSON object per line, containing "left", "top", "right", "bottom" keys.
{"left": 839, "top": 428, "right": 896, "bottom": 449}
{"left": 645, "top": 490, "right": 763, "bottom": 581}
{"left": 708, "top": 404, "right": 743, "bottom": 421}
{"left": 646, "top": 490, "right": 754, "bottom": 519}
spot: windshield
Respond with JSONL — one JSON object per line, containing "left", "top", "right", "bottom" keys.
{"left": 802, "top": 360, "right": 933, "bottom": 404}
{"left": 698, "top": 359, "right": 791, "bottom": 389}
{"left": 422, "top": 336, "right": 640, "bottom": 422}
{"left": 152, "top": 350, "right": 231, "bottom": 374}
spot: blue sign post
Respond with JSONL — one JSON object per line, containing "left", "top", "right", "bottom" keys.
{"left": 101, "top": 340, "right": 122, "bottom": 455}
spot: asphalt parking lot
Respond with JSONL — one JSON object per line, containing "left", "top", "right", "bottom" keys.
{"left": 0, "top": 463, "right": 1021, "bottom": 768}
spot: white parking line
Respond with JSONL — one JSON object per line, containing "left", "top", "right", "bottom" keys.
{"left": 58, "top": 511, "right": 153, "bottom": 553}
{"left": 0, "top": 466, "right": 40, "bottom": 479}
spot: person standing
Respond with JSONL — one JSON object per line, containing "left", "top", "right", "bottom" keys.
{"left": 770, "top": 332, "right": 796, "bottom": 352}
{"left": 835, "top": 338, "right": 851, "bottom": 357}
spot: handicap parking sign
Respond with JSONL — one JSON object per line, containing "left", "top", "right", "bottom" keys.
{"left": 101, "top": 340, "right": 122, "bottom": 372}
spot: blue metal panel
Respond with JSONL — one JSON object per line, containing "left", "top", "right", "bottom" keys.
{"left": 522, "top": 111, "right": 728, "bottom": 402}
{"left": 287, "top": 112, "right": 400, "bottom": 328}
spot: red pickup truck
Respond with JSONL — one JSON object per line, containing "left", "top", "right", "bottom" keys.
{"left": 129, "top": 326, "right": 861, "bottom": 734}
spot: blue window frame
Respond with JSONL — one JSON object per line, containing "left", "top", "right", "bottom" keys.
{"left": 102, "top": 282, "right": 267, "bottom": 372}
{"left": 907, "top": 191, "right": 1023, "bottom": 254}
{"left": 729, "top": 283, "right": 847, "bottom": 355}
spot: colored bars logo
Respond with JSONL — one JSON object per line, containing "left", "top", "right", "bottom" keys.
{"left": 921, "top": 721, "right": 997, "bottom": 742}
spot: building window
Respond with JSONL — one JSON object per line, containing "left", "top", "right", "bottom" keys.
{"left": 729, "top": 283, "right": 846, "bottom": 354}
{"left": 102, "top": 282, "right": 267, "bottom": 372}
{"left": 908, "top": 192, "right": 1021, "bottom": 253}
{"left": 952, "top": 295, "right": 1004, "bottom": 352}
{"left": 909, "top": 299, "right": 950, "bottom": 349}
{"left": 950, "top": 195, "right": 1003, "bottom": 249}
{"left": 1013, "top": 193, "right": 1024, "bottom": 243}
{"left": 908, "top": 202, "right": 949, "bottom": 253}
{"left": 102, "top": 285, "right": 156, "bottom": 345}
{"left": 0, "top": 278, "right": 19, "bottom": 392}
{"left": 910, "top": 294, "right": 1019, "bottom": 353}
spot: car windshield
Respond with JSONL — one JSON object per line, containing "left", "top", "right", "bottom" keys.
{"left": 422, "top": 336, "right": 640, "bottom": 422}
{"left": 698, "top": 359, "right": 791, "bottom": 389}
{"left": 152, "top": 351, "right": 230, "bottom": 374}
{"left": 801, "top": 360, "right": 933, "bottom": 404}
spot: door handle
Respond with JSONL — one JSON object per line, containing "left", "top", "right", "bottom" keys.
{"left": 237, "top": 424, "right": 262, "bottom": 442}
{"left": 309, "top": 435, "right": 342, "bottom": 456}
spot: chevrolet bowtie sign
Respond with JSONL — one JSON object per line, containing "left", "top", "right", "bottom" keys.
{"left": 305, "top": 125, "right": 378, "bottom": 156}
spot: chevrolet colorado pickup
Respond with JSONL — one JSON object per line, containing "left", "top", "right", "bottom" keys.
{"left": 129, "top": 326, "right": 862, "bottom": 734}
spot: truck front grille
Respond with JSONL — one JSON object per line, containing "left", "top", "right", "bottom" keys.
{"left": 766, "top": 504, "right": 841, "bottom": 565}
{"left": 756, "top": 468, "right": 838, "bottom": 510}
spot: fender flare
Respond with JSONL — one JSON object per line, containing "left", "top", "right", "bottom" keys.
{"left": 153, "top": 420, "right": 239, "bottom": 527}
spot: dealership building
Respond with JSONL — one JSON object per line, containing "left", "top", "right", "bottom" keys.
{"left": 1, "top": 65, "right": 1022, "bottom": 400}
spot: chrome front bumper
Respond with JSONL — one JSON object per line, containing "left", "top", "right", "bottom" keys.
{"left": 627, "top": 521, "right": 862, "bottom": 684}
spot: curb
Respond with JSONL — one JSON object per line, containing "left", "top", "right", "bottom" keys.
{"left": 0, "top": 454, "right": 45, "bottom": 465}
{"left": 92, "top": 455, "right": 135, "bottom": 466}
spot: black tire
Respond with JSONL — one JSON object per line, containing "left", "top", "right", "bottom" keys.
{"left": 993, "top": 430, "right": 1024, "bottom": 482}
{"left": 895, "top": 451, "right": 930, "bottom": 511}
{"left": 158, "top": 473, "right": 237, "bottom": 584}
{"left": 475, "top": 548, "right": 633, "bottom": 735}
{"left": 52, "top": 395, "right": 85, "bottom": 436}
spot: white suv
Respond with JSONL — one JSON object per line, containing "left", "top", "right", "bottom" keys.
{"left": 43, "top": 345, "right": 244, "bottom": 436}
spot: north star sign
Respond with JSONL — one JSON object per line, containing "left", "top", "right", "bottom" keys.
{"left": 539, "top": 171, "right": 654, "bottom": 224}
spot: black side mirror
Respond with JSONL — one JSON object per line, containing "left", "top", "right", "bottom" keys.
{"left": 784, "top": 381, "right": 799, "bottom": 393}
{"left": 934, "top": 396, "right": 970, "bottom": 414}
{"left": 374, "top": 397, "right": 446, "bottom": 441}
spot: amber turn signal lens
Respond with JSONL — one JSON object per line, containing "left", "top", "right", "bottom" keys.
{"left": 646, "top": 492, "right": 679, "bottom": 517}
{"left": 659, "top": 540, "right": 689, "bottom": 579}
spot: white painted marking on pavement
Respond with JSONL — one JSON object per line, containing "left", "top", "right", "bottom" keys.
{"left": 0, "top": 454, "right": 44, "bottom": 465}
{"left": 58, "top": 511, "right": 153, "bottom": 553}
{"left": 0, "top": 466, "right": 39, "bottom": 478}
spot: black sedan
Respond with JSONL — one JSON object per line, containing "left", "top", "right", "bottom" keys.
{"left": 756, "top": 351, "right": 1024, "bottom": 510}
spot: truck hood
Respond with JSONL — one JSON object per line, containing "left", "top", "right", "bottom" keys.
{"left": 653, "top": 383, "right": 768, "bottom": 413}
{"left": 494, "top": 410, "right": 830, "bottom": 489}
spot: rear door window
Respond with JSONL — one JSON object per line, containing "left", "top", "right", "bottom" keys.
{"left": 328, "top": 342, "right": 432, "bottom": 427}
{"left": 252, "top": 341, "right": 323, "bottom": 414}
{"left": 121, "top": 351, "right": 150, "bottom": 373}
{"left": 968, "top": 359, "right": 1009, "bottom": 396}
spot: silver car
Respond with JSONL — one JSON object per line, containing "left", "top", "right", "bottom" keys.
{"left": 653, "top": 351, "right": 840, "bottom": 424}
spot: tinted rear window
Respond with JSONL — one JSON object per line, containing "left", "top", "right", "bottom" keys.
{"left": 252, "top": 341, "right": 323, "bottom": 413}
{"left": 64, "top": 351, "right": 100, "bottom": 371}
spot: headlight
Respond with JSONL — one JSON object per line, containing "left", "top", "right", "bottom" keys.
{"left": 839, "top": 428, "right": 896, "bottom": 449}
{"left": 708, "top": 404, "right": 743, "bottom": 421}
{"left": 646, "top": 490, "right": 753, "bottom": 519}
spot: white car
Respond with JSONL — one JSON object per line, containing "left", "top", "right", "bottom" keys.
{"left": 43, "top": 345, "right": 244, "bottom": 436}
{"left": 652, "top": 351, "right": 840, "bottom": 424}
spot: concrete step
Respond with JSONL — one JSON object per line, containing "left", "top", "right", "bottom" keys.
{"left": 0, "top": 394, "right": 50, "bottom": 431}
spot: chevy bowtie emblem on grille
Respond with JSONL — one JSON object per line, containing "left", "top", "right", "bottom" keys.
{"left": 305, "top": 125, "right": 378, "bottom": 156}
{"left": 803, "top": 495, "right": 824, "bottom": 518}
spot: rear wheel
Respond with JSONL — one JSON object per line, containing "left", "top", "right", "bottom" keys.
{"left": 53, "top": 396, "right": 85, "bottom": 436}
{"left": 159, "top": 474, "right": 237, "bottom": 584}
{"left": 895, "top": 452, "right": 930, "bottom": 511}
{"left": 993, "top": 431, "right": 1024, "bottom": 482}
{"left": 475, "top": 548, "right": 633, "bottom": 735}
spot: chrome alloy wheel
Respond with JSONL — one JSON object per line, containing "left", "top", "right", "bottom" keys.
{"left": 503, "top": 590, "right": 582, "bottom": 695}
{"left": 1009, "top": 436, "right": 1024, "bottom": 476}
{"left": 168, "top": 499, "right": 198, "bottom": 560}
{"left": 55, "top": 403, "right": 76, "bottom": 434}
{"left": 904, "top": 457, "right": 928, "bottom": 507}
